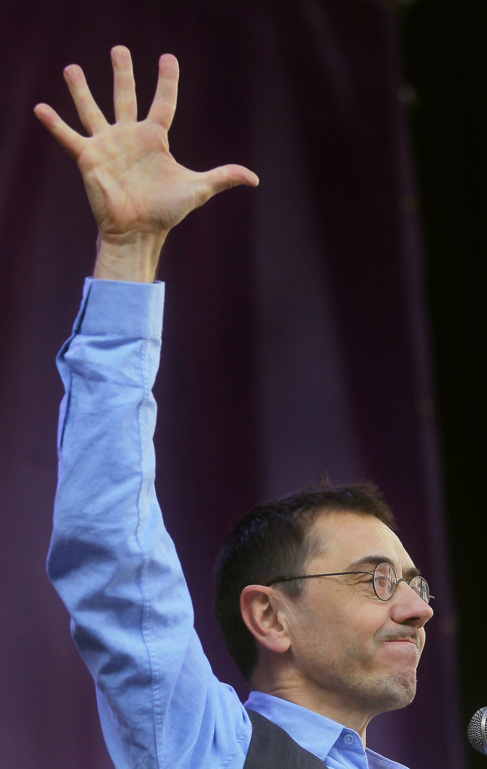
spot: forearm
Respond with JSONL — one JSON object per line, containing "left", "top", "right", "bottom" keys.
{"left": 49, "top": 278, "right": 191, "bottom": 766}
{"left": 49, "top": 278, "right": 251, "bottom": 769}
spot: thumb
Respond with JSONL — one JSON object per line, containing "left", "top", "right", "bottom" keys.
{"left": 194, "top": 163, "right": 259, "bottom": 207}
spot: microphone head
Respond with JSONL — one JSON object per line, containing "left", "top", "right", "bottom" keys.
{"left": 468, "top": 707, "right": 487, "bottom": 755}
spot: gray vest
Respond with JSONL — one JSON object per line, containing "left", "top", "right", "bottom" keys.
{"left": 244, "top": 709, "right": 328, "bottom": 768}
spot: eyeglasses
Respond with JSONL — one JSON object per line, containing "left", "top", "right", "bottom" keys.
{"left": 266, "top": 561, "right": 433, "bottom": 604}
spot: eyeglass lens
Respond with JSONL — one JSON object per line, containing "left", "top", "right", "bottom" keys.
{"left": 373, "top": 562, "right": 430, "bottom": 604}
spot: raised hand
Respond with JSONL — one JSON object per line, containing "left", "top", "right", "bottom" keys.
{"left": 34, "top": 46, "right": 259, "bottom": 282}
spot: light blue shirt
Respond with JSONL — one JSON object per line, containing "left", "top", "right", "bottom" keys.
{"left": 48, "top": 278, "right": 409, "bottom": 769}
{"left": 245, "top": 692, "right": 408, "bottom": 769}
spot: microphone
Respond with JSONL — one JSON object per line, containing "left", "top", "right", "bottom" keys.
{"left": 468, "top": 707, "right": 487, "bottom": 755}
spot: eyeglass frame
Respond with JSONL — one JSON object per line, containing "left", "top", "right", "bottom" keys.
{"left": 265, "top": 561, "right": 434, "bottom": 604}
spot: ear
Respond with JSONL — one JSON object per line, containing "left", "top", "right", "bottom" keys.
{"left": 240, "top": 585, "right": 291, "bottom": 655}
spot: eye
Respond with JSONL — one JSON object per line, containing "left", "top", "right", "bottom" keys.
{"left": 373, "top": 562, "right": 397, "bottom": 599}
{"left": 359, "top": 576, "right": 381, "bottom": 598}
{"left": 361, "top": 576, "right": 376, "bottom": 589}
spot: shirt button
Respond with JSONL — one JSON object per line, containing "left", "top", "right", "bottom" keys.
{"left": 344, "top": 734, "right": 354, "bottom": 745}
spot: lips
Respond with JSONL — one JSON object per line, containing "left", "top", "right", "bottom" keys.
{"left": 383, "top": 638, "right": 420, "bottom": 661}
{"left": 379, "top": 631, "right": 421, "bottom": 651}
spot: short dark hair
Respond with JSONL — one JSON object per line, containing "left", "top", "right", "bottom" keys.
{"left": 214, "top": 482, "right": 395, "bottom": 680}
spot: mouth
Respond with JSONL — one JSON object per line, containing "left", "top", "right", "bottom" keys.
{"left": 380, "top": 630, "right": 420, "bottom": 649}
{"left": 383, "top": 638, "right": 420, "bottom": 658}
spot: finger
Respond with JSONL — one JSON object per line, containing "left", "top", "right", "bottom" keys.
{"left": 194, "top": 163, "right": 260, "bottom": 206}
{"left": 111, "top": 45, "right": 137, "bottom": 122}
{"left": 147, "top": 54, "right": 179, "bottom": 133}
{"left": 63, "top": 63, "right": 109, "bottom": 135}
{"left": 34, "top": 103, "right": 86, "bottom": 159}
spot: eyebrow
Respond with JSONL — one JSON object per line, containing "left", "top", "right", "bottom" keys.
{"left": 346, "top": 555, "right": 421, "bottom": 581}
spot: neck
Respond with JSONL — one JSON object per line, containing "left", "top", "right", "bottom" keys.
{"left": 250, "top": 668, "right": 371, "bottom": 743}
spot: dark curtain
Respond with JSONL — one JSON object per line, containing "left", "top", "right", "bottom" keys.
{"left": 0, "top": 1, "right": 474, "bottom": 767}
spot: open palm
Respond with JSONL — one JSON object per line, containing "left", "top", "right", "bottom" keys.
{"left": 34, "top": 46, "right": 258, "bottom": 276}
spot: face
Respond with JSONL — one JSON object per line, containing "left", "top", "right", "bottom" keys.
{"left": 278, "top": 511, "right": 433, "bottom": 727}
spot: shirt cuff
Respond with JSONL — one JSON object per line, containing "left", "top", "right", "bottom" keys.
{"left": 73, "top": 277, "right": 165, "bottom": 339}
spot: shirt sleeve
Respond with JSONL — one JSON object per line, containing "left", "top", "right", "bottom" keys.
{"left": 48, "top": 278, "right": 251, "bottom": 769}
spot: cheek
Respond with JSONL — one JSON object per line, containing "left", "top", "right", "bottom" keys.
{"left": 312, "top": 602, "right": 386, "bottom": 648}
{"left": 348, "top": 603, "right": 400, "bottom": 653}
{"left": 286, "top": 599, "right": 339, "bottom": 650}
{"left": 287, "top": 589, "right": 392, "bottom": 653}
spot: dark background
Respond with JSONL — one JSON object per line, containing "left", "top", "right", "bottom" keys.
{"left": 0, "top": 1, "right": 485, "bottom": 767}
{"left": 401, "top": 2, "right": 486, "bottom": 765}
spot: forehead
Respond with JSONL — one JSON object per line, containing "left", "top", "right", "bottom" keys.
{"left": 308, "top": 510, "right": 415, "bottom": 572}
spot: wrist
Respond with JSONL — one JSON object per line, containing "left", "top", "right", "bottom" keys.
{"left": 93, "top": 231, "right": 168, "bottom": 283}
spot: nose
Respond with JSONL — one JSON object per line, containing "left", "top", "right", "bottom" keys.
{"left": 390, "top": 579, "right": 434, "bottom": 627}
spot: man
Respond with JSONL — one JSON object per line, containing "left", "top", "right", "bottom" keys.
{"left": 35, "top": 47, "right": 433, "bottom": 769}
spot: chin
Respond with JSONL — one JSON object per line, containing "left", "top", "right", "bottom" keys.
{"left": 356, "top": 671, "right": 418, "bottom": 716}
{"left": 379, "top": 672, "right": 418, "bottom": 712}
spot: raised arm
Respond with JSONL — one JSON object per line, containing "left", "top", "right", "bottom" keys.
{"left": 35, "top": 45, "right": 258, "bottom": 282}
{"left": 40, "top": 47, "right": 256, "bottom": 769}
